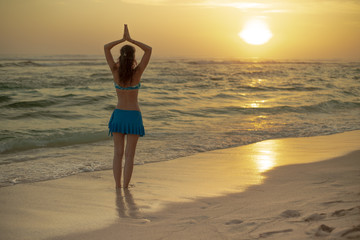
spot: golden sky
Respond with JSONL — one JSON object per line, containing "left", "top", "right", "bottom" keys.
{"left": 0, "top": 0, "right": 359, "bottom": 59}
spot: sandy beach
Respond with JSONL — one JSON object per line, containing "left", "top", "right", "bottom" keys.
{"left": 2, "top": 0, "right": 360, "bottom": 239}
{"left": 0, "top": 131, "right": 359, "bottom": 240}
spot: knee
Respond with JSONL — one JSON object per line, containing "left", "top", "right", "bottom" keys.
{"left": 124, "top": 151, "right": 135, "bottom": 161}
{"left": 114, "top": 148, "right": 124, "bottom": 159}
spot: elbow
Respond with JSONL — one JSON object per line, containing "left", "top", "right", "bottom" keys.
{"left": 104, "top": 44, "right": 110, "bottom": 51}
{"left": 147, "top": 47, "right": 152, "bottom": 54}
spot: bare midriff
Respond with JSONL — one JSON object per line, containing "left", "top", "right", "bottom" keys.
{"left": 115, "top": 89, "right": 141, "bottom": 111}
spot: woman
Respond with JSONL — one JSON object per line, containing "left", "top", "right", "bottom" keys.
{"left": 104, "top": 24, "right": 152, "bottom": 188}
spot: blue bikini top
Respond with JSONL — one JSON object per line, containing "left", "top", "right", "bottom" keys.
{"left": 114, "top": 82, "right": 141, "bottom": 90}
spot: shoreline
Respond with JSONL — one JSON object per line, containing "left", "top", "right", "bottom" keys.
{"left": 1, "top": 130, "right": 360, "bottom": 188}
{"left": 0, "top": 131, "right": 359, "bottom": 239}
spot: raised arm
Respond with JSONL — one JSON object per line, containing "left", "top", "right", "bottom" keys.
{"left": 124, "top": 25, "right": 152, "bottom": 75}
{"left": 129, "top": 39, "right": 152, "bottom": 74}
{"left": 104, "top": 38, "right": 125, "bottom": 70}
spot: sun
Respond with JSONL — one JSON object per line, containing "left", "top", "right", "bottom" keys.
{"left": 239, "top": 18, "right": 273, "bottom": 45}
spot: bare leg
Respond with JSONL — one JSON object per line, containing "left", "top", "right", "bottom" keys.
{"left": 113, "top": 133, "right": 125, "bottom": 188}
{"left": 123, "top": 134, "right": 139, "bottom": 188}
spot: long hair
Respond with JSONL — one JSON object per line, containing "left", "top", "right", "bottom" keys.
{"left": 118, "top": 45, "right": 136, "bottom": 85}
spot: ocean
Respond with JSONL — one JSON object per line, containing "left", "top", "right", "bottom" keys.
{"left": 0, "top": 55, "right": 359, "bottom": 187}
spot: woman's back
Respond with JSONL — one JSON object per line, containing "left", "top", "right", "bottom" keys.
{"left": 112, "top": 66, "right": 141, "bottom": 111}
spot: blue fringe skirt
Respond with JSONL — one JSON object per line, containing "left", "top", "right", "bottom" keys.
{"left": 108, "top": 109, "right": 145, "bottom": 137}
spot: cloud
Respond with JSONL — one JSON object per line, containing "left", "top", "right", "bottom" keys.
{"left": 121, "top": 0, "right": 266, "bottom": 8}
{"left": 120, "top": 0, "right": 360, "bottom": 14}
{"left": 120, "top": 0, "right": 278, "bottom": 11}
{"left": 120, "top": 0, "right": 288, "bottom": 13}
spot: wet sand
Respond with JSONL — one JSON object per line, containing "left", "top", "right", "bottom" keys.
{"left": 0, "top": 131, "right": 359, "bottom": 240}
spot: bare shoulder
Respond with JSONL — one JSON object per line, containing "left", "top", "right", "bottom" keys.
{"left": 132, "top": 66, "right": 144, "bottom": 82}
{"left": 111, "top": 63, "right": 120, "bottom": 73}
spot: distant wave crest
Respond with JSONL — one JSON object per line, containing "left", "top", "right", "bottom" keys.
{"left": 0, "top": 60, "right": 106, "bottom": 68}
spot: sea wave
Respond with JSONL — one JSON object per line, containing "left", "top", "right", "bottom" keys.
{"left": 196, "top": 100, "right": 360, "bottom": 116}
{"left": 60, "top": 95, "right": 113, "bottom": 106}
{"left": 4, "top": 99, "right": 58, "bottom": 109}
{"left": 0, "top": 60, "right": 106, "bottom": 68}
{"left": 0, "top": 60, "right": 42, "bottom": 68}
{"left": 235, "top": 86, "right": 323, "bottom": 92}
{"left": 8, "top": 110, "right": 83, "bottom": 120}
{"left": 0, "top": 130, "right": 109, "bottom": 155}
{"left": 185, "top": 60, "right": 326, "bottom": 65}
{"left": 0, "top": 95, "right": 12, "bottom": 103}
{"left": 1, "top": 57, "right": 359, "bottom": 187}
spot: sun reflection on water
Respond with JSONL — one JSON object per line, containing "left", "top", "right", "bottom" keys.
{"left": 247, "top": 100, "right": 265, "bottom": 108}
{"left": 253, "top": 141, "right": 277, "bottom": 173}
